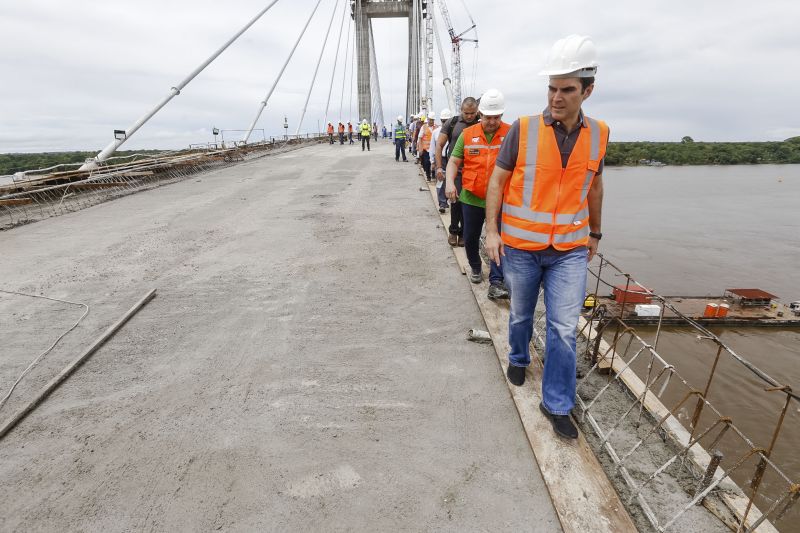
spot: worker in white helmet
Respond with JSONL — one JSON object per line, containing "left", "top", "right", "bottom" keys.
{"left": 359, "top": 119, "right": 371, "bottom": 151}
{"left": 393, "top": 115, "right": 408, "bottom": 162}
{"left": 436, "top": 97, "right": 479, "bottom": 246}
{"left": 445, "top": 89, "right": 511, "bottom": 300}
{"left": 418, "top": 113, "right": 436, "bottom": 181}
{"left": 432, "top": 108, "right": 453, "bottom": 211}
{"left": 484, "top": 35, "right": 610, "bottom": 440}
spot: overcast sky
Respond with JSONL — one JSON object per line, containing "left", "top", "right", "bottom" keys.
{"left": 1, "top": 0, "right": 799, "bottom": 153}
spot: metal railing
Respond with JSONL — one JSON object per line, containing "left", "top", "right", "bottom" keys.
{"left": 0, "top": 136, "right": 325, "bottom": 229}
{"left": 531, "top": 253, "right": 797, "bottom": 532}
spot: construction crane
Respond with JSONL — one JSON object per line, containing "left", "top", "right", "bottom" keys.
{"left": 435, "top": 0, "right": 478, "bottom": 108}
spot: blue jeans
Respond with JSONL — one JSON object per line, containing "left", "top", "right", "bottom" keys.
{"left": 503, "top": 245, "right": 588, "bottom": 415}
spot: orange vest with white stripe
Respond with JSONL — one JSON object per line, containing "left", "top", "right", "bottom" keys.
{"left": 419, "top": 125, "right": 433, "bottom": 151}
{"left": 501, "top": 114, "right": 609, "bottom": 251}
{"left": 461, "top": 121, "right": 511, "bottom": 199}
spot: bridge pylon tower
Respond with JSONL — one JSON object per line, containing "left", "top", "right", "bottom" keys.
{"left": 352, "top": 0, "right": 423, "bottom": 123}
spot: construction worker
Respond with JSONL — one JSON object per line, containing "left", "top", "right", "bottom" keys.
{"left": 338, "top": 122, "right": 345, "bottom": 145}
{"left": 382, "top": 125, "right": 387, "bottom": 138}
{"left": 436, "top": 97, "right": 479, "bottom": 247}
{"left": 407, "top": 115, "right": 417, "bottom": 155}
{"left": 360, "top": 119, "right": 371, "bottom": 151}
{"left": 432, "top": 108, "right": 452, "bottom": 212}
{"left": 418, "top": 113, "right": 435, "bottom": 182}
{"left": 372, "top": 122, "right": 378, "bottom": 141}
{"left": 393, "top": 115, "right": 408, "bottom": 162}
{"left": 484, "top": 35, "right": 610, "bottom": 440}
{"left": 411, "top": 113, "right": 424, "bottom": 160}
{"left": 445, "top": 90, "right": 510, "bottom": 300}
{"left": 327, "top": 123, "right": 334, "bottom": 144}
{"left": 347, "top": 121, "right": 354, "bottom": 144}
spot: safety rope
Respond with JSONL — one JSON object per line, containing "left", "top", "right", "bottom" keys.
{"left": 0, "top": 290, "right": 89, "bottom": 411}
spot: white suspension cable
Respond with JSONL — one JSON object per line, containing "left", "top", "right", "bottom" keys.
{"left": 349, "top": 27, "right": 355, "bottom": 121}
{"left": 323, "top": 0, "right": 348, "bottom": 127}
{"left": 296, "top": 0, "right": 340, "bottom": 136}
{"left": 80, "top": 0, "right": 281, "bottom": 170}
{"left": 0, "top": 290, "right": 89, "bottom": 411}
{"left": 338, "top": 11, "right": 352, "bottom": 122}
{"left": 243, "top": 0, "right": 323, "bottom": 143}
{"left": 432, "top": 11, "right": 456, "bottom": 111}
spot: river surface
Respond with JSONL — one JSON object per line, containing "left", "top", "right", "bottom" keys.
{"left": 601, "top": 164, "right": 800, "bottom": 531}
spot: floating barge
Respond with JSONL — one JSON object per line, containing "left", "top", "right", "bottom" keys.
{"left": 587, "top": 286, "right": 800, "bottom": 327}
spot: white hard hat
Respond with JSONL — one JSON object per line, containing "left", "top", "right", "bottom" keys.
{"left": 397, "top": 115, "right": 404, "bottom": 122}
{"left": 478, "top": 89, "right": 505, "bottom": 116}
{"left": 440, "top": 108, "right": 453, "bottom": 120}
{"left": 427, "top": 112, "right": 435, "bottom": 120}
{"left": 539, "top": 34, "right": 598, "bottom": 78}
{"left": 362, "top": 119, "right": 367, "bottom": 124}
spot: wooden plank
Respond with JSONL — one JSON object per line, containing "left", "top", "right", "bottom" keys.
{"left": 417, "top": 171, "right": 638, "bottom": 533}
{"left": 0, "top": 198, "right": 33, "bottom": 206}
{"left": 580, "top": 316, "right": 779, "bottom": 532}
{"left": 67, "top": 182, "right": 128, "bottom": 189}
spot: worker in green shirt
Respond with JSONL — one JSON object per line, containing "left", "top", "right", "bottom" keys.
{"left": 445, "top": 89, "right": 511, "bottom": 300}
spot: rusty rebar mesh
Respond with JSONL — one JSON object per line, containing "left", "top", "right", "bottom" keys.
{"left": 0, "top": 137, "right": 324, "bottom": 230}
{"left": 530, "top": 254, "right": 798, "bottom": 532}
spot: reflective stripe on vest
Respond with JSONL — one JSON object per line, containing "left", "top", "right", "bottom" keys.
{"left": 419, "top": 125, "right": 433, "bottom": 150}
{"left": 394, "top": 126, "right": 406, "bottom": 139}
{"left": 501, "top": 114, "right": 608, "bottom": 251}
{"left": 461, "top": 121, "right": 511, "bottom": 199}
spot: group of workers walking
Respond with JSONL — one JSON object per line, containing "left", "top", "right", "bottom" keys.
{"left": 389, "top": 35, "right": 609, "bottom": 441}
{"left": 326, "top": 119, "right": 379, "bottom": 151}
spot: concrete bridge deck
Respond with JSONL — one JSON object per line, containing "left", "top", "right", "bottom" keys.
{"left": 0, "top": 142, "right": 561, "bottom": 531}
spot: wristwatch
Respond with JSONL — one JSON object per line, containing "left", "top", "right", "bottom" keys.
{"left": 589, "top": 231, "right": 602, "bottom": 240}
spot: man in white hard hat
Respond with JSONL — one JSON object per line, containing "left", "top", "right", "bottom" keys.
{"left": 432, "top": 108, "right": 453, "bottom": 212}
{"left": 484, "top": 35, "right": 610, "bottom": 440}
{"left": 445, "top": 89, "right": 511, "bottom": 300}
{"left": 393, "top": 115, "right": 408, "bottom": 162}
{"left": 418, "top": 113, "right": 436, "bottom": 182}
{"left": 436, "top": 97, "right": 479, "bottom": 247}
{"left": 359, "top": 119, "right": 371, "bottom": 151}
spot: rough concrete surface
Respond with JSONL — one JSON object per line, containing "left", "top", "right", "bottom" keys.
{"left": 0, "top": 143, "right": 561, "bottom": 532}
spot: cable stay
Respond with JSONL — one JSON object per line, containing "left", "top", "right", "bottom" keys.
{"left": 80, "top": 0, "right": 281, "bottom": 170}
{"left": 368, "top": 21, "right": 384, "bottom": 127}
{"left": 322, "top": 0, "right": 349, "bottom": 128}
{"left": 295, "top": 0, "right": 340, "bottom": 136}
{"left": 337, "top": 11, "right": 353, "bottom": 122}
{"left": 432, "top": 9, "right": 456, "bottom": 112}
{"left": 243, "top": 0, "right": 323, "bottom": 143}
{"left": 349, "top": 28, "right": 355, "bottom": 122}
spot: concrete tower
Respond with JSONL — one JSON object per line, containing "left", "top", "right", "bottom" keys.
{"left": 352, "top": 0, "right": 422, "bottom": 123}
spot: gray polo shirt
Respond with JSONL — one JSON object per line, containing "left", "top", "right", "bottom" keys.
{"left": 440, "top": 115, "right": 480, "bottom": 159}
{"left": 495, "top": 108, "right": 605, "bottom": 173}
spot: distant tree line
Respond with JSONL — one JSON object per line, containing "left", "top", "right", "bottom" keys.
{"left": 3, "top": 138, "right": 800, "bottom": 174}
{"left": 0, "top": 150, "right": 165, "bottom": 175}
{"left": 605, "top": 137, "right": 800, "bottom": 166}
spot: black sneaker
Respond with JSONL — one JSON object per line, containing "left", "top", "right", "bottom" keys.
{"left": 469, "top": 269, "right": 483, "bottom": 284}
{"left": 487, "top": 283, "right": 510, "bottom": 300}
{"left": 506, "top": 364, "right": 525, "bottom": 386}
{"left": 438, "top": 206, "right": 446, "bottom": 213}
{"left": 539, "top": 403, "right": 578, "bottom": 439}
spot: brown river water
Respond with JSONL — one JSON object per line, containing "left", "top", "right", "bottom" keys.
{"left": 601, "top": 164, "right": 800, "bottom": 531}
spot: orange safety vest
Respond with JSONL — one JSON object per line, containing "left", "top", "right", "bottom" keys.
{"left": 501, "top": 114, "right": 609, "bottom": 251}
{"left": 338, "top": 123, "right": 345, "bottom": 133}
{"left": 419, "top": 124, "right": 433, "bottom": 151}
{"left": 327, "top": 124, "right": 334, "bottom": 134}
{"left": 461, "top": 121, "right": 511, "bottom": 199}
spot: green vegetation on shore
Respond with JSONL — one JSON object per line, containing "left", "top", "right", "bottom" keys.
{"left": 3, "top": 138, "right": 800, "bottom": 173}
{"left": 0, "top": 150, "right": 165, "bottom": 175}
{"left": 605, "top": 137, "right": 800, "bottom": 166}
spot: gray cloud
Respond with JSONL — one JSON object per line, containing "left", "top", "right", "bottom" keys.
{"left": 1, "top": 0, "right": 798, "bottom": 153}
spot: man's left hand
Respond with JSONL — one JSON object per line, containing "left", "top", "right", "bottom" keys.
{"left": 588, "top": 236, "right": 599, "bottom": 262}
